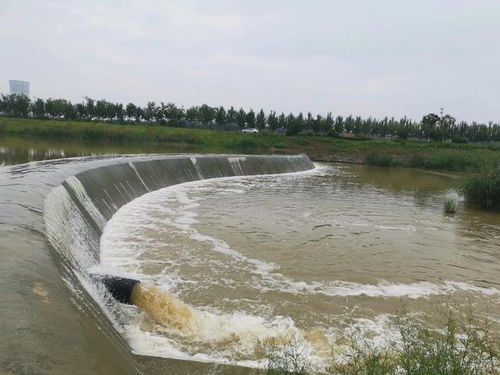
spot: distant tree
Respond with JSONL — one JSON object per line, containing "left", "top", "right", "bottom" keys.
{"left": 31, "top": 98, "right": 46, "bottom": 119}
{"left": 256, "top": 109, "right": 266, "bottom": 130}
{"left": 245, "top": 109, "right": 256, "bottom": 128}
{"left": 278, "top": 112, "right": 287, "bottom": 129}
{"left": 1, "top": 94, "right": 31, "bottom": 117}
{"left": 186, "top": 106, "right": 200, "bottom": 124}
{"left": 334, "top": 116, "right": 344, "bottom": 135}
{"left": 268, "top": 111, "right": 278, "bottom": 130}
{"left": 287, "top": 112, "right": 304, "bottom": 135}
{"left": 143, "top": 101, "right": 158, "bottom": 123}
{"left": 226, "top": 106, "right": 237, "bottom": 124}
{"left": 215, "top": 106, "right": 227, "bottom": 125}
{"left": 236, "top": 108, "right": 246, "bottom": 128}
{"left": 199, "top": 104, "right": 215, "bottom": 125}
{"left": 126, "top": 103, "right": 138, "bottom": 121}
{"left": 305, "top": 112, "right": 314, "bottom": 133}
{"left": 421, "top": 113, "right": 440, "bottom": 140}
{"left": 163, "top": 102, "right": 184, "bottom": 126}
{"left": 324, "top": 112, "right": 334, "bottom": 133}
{"left": 313, "top": 114, "right": 323, "bottom": 133}
{"left": 85, "top": 97, "right": 95, "bottom": 120}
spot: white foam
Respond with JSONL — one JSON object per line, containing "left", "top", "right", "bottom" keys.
{"left": 98, "top": 164, "right": 500, "bottom": 368}
{"left": 102, "top": 169, "right": 500, "bottom": 302}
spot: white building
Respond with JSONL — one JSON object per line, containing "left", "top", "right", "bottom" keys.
{"left": 9, "top": 80, "right": 30, "bottom": 96}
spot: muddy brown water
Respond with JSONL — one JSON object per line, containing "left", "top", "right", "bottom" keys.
{"left": 100, "top": 163, "right": 500, "bottom": 370}
{"left": 0, "top": 137, "right": 498, "bottom": 374}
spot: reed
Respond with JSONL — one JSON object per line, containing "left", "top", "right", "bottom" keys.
{"left": 443, "top": 195, "right": 459, "bottom": 214}
{"left": 461, "top": 164, "right": 500, "bottom": 210}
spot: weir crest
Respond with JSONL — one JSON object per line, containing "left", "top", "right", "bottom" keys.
{"left": 42, "top": 154, "right": 315, "bottom": 365}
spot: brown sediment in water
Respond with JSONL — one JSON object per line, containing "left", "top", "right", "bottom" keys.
{"left": 130, "top": 284, "right": 193, "bottom": 332}
{"left": 129, "top": 283, "right": 331, "bottom": 360}
{"left": 304, "top": 329, "right": 330, "bottom": 354}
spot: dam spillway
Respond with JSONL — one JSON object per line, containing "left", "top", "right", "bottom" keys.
{"left": 2, "top": 153, "right": 313, "bottom": 375}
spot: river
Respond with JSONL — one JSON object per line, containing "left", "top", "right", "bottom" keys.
{"left": 0, "top": 136, "right": 498, "bottom": 374}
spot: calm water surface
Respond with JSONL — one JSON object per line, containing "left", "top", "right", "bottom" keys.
{"left": 0, "top": 135, "right": 201, "bottom": 165}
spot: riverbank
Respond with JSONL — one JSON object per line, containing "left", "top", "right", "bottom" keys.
{"left": 1, "top": 117, "right": 499, "bottom": 171}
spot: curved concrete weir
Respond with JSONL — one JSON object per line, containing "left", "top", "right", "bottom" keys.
{"left": 40, "top": 154, "right": 314, "bottom": 374}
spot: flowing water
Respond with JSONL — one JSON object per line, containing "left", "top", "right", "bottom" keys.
{"left": 0, "top": 138, "right": 499, "bottom": 374}
{"left": 99, "top": 164, "right": 500, "bottom": 370}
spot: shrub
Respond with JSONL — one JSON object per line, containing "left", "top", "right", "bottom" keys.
{"left": 262, "top": 309, "right": 499, "bottom": 375}
{"left": 328, "top": 309, "right": 499, "bottom": 375}
{"left": 266, "top": 333, "right": 311, "bottom": 375}
{"left": 460, "top": 164, "right": 500, "bottom": 210}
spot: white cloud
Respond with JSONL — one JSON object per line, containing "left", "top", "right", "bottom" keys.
{"left": 0, "top": 0, "right": 499, "bottom": 122}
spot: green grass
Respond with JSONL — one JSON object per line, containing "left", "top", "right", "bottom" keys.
{"left": 409, "top": 151, "right": 483, "bottom": 171}
{"left": 273, "top": 142, "right": 288, "bottom": 149}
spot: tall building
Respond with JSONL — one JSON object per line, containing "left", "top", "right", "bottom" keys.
{"left": 9, "top": 80, "right": 30, "bottom": 96}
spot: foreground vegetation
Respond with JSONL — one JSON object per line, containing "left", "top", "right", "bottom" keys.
{"left": 265, "top": 309, "right": 499, "bottom": 375}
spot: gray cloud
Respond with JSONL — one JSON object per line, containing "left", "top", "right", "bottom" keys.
{"left": 1, "top": 0, "right": 499, "bottom": 122}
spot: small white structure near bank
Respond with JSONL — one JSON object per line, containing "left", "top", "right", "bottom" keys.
{"left": 9, "top": 80, "right": 30, "bottom": 96}
{"left": 241, "top": 127, "right": 259, "bottom": 133}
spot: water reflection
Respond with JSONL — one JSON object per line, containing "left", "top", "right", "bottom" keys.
{"left": 0, "top": 135, "right": 201, "bottom": 166}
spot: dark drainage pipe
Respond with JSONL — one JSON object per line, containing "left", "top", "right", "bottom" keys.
{"left": 95, "top": 275, "right": 140, "bottom": 305}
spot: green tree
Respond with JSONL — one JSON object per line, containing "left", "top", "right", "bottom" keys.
{"left": 31, "top": 98, "right": 46, "bottom": 119}
{"left": 236, "top": 108, "right": 247, "bottom": 128}
{"left": 199, "top": 104, "right": 215, "bottom": 125}
{"left": 215, "top": 106, "right": 227, "bottom": 125}
{"left": 256, "top": 109, "right": 266, "bottom": 130}
{"left": 268, "top": 111, "right": 278, "bottom": 130}
{"left": 246, "top": 109, "right": 256, "bottom": 128}
{"left": 226, "top": 106, "right": 237, "bottom": 124}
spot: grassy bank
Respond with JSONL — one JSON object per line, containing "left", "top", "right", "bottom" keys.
{"left": 1, "top": 117, "right": 500, "bottom": 171}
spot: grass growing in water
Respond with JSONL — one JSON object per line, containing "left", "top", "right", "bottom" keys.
{"left": 444, "top": 194, "right": 459, "bottom": 214}
{"left": 264, "top": 309, "right": 499, "bottom": 375}
{"left": 461, "top": 164, "right": 500, "bottom": 210}
{"left": 329, "top": 310, "right": 499, "bottom": 375}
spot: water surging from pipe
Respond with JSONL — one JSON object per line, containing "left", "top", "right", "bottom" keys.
{"left": 128, "top": 283, "right": 331, "bottom": 363}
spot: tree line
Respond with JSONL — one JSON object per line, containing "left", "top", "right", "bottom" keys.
{"left": 1, "top": 93, "right": 499, "bottom": 142}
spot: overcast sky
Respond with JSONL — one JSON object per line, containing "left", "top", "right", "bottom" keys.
{"left": 1, "top": 0, "right": 499, "bottom": 122}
